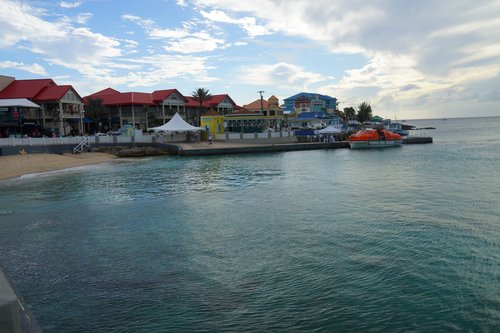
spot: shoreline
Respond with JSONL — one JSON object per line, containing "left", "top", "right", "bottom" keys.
{"left": 0, "top": 152, "right": 118, "bottom": 181}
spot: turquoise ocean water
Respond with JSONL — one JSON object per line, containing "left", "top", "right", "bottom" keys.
{"left": 1, "top": 116, "right": 499, "bottom": 332}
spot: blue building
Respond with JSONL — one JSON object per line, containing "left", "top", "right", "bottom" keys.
{"left": 283, "top": 92, "right": 337, "bottom": 114}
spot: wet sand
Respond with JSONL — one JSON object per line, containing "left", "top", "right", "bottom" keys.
{"left": 0, "top": 153, "right": 117, "bottom": 180}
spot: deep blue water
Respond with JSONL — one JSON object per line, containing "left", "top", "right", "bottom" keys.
{"left": 1, "top": 116, "right": 499, "bottom": 332}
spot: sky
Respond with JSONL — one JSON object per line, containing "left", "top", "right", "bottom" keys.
{"left": 1, "top": 0, "right": 499, "bottom": 120}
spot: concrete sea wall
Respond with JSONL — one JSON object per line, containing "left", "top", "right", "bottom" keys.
{"left": 0, "top": 265, "right": 43, "bottom": 333}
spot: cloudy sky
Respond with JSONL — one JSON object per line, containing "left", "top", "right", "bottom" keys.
{"left": 1, "top": 0, "right": 499, "bottom": 119}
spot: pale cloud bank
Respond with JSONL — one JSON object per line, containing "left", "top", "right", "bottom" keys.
{"left": 191, "top": 0, "right": 500, "bottom": 118}
{"left": 0, "top": 61, "right": 47, "bottom": 75}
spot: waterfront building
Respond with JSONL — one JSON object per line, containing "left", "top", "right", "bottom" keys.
{"left": 152, "top": 89, "right": 189, "bottom": 124}
{"left": 83, "top": 89, "right": 237, "bottom": 133}
{"left": 83, "top": 89, "right": 156, "bottom": 133}
{"left": 0, "top": 76, "right": 85, "bottom": 137}
{"left": 201, "top": 106, "right": 285, "bottom": 136}
{"left": 242, "top": 95, "right": 283, "bottom": 116}
{"left": 287, "top": 111, "right": 341, "bottom": 130}
{"left": 185, "top": 94, "right": 237, "bottom": 117}
{"left": 283, "top": 92, "right": 337, "bottom": 114}
{"left": 83, "top": 88, "right": 189, "bottom": 133}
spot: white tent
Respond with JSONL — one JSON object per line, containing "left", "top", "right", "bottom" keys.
{"left": 319, "top": 125, "right": 342, "bottom": 134}
{"left": 148, "top": 113, "right": 204, "bottom": 132}
{"left": 0, "top": 98, "right": 40, "bottom": 108}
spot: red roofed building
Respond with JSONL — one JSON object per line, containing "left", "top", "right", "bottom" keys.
{"left": 0, "top": 76, "right": 84, "bottom": 137}
{"left": 185, "top": 94, "right": 236, "bottom": 116}
{"left": 152, "top": 89, "right": 188, "bottom": 124}
{"left": 83, "top": 88, "right": 190, "bottom": 132}
{"left": 83, "top": 88, "right": 238, "bottom": 132}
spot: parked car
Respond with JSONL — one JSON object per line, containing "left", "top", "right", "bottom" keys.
{"left": 309, "top": 122, "right": 327, "bottom": 130}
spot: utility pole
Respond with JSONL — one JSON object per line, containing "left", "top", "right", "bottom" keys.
{"left": 258, "top": 90, "right": 265, "bottom": 115}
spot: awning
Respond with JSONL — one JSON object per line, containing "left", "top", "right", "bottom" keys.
{"left": 0, "top": 98, "right": 41, "bottom": 108}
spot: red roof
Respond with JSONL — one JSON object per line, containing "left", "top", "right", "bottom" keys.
{"left": 35, "top": 85, "right": 82, "bottom": 101}
{"left": 91, "top": 88, "right": 120, "bottom": 97}
{"left": 0, "top": 79, "right": 56, "bottom": 99}
{"left": 152, "top": 89, "right": 188, "bottom": 103}
{"left": 82, "top": 88, "right": 120, "bottom": 104}
{"left": 83, "top": 88, "right": 155, "bottom": 106}
{"left": 185, "top": 94, "right": 236, "bottom": 108}
{"left": 100, "top": 92, "right": 154, "bottom": 106}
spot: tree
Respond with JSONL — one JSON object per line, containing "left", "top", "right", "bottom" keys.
{"left": 356, "top": 102, "right": 372, "bottom": 123}
{"left": 85, "top": 97, "right": 105, "bottom": 133}
{"left": 343, "top": 107, "right": 356, "bottom": 120}
{"left": 191, "top": 88, "right": 211, "bottom": 126}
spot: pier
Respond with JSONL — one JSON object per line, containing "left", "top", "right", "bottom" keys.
{"left": 172, "top": 136, "right": 432, "bottom": 156}
{"left": 0, "top": 135, "right": 432, "bottom": 157}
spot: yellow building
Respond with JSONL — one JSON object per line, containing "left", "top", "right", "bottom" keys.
{"left": 200, "top": 110, "right": 225, "bottom": 138}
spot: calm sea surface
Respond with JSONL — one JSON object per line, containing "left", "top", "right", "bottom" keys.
{"left": 1, "top": 117, "right": 499, "bottom": 332}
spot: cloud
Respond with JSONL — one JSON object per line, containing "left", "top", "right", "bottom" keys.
{"left": 60, "top": 1, "right": 82, "bottom": 9}
{"left": 0, "top": 0, "right": 122, "bottom": 64}
{"left": 190, "top": 0, "right": 500, "bottom": 117}
{"left": 121, "top": 13, "right": 226, "bottom": 53}
{"left": 164, "top": 36, "right": 226, "bottom": 53}
{"left": 0, "top": 61, "right": 48, "bottom": 75}
{"left": 240, "top": 62, "right": 331, "bottom": 90}
{"left": 75, "top": 13, "right": 92, "bottom": 24}
{"left": 199, "top": 9, "right": 272, "bottom": 37}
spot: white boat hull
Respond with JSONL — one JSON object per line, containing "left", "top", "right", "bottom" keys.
{"left": 349, "top": 140, "right": 402, "bottom": 149}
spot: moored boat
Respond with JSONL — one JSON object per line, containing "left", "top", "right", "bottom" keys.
{"left": 348, "top": 128, "right": 402, "bottom": 149}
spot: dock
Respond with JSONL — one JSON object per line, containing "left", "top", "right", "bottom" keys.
{"left": 402, "top": 136, "right": 433, "bottom": 144}
{"left": 174, "top": 137, "right": 432, "bottom": 156}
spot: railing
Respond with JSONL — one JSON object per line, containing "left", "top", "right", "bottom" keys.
{"left": 216, "top": 131, "right": 294, "bottom": 141}
{"left": 0, "top": 136, "right": 149, "bottom": 147}
{"left": 73, "top": 136, "right": 90, "bottom": 154}
{"left": 0, "top": 136, "right": 84, "bottom": 147}
{"left": 0, "top": 131, "right": 296, "bottom": 147}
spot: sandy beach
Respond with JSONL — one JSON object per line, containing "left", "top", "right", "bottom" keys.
{"left": 0, "top": 153, "right": 117, "bottom": 181}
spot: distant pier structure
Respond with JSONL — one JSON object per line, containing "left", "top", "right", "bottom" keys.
{"left": 403, "top": 137, "right": 433, "bottom": 144}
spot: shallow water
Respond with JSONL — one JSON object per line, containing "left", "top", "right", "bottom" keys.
{"left": 1, "top": 117, "right": 499, "bottom": 332}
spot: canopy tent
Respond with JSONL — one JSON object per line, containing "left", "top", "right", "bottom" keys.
{"left": 148, "top": 112, "right": 204, "bottom": 132}
{"left": 318, "top": 125, "right": 342, "bottom": 134}
{"left": 0, "top": 98, "right": 40, "bottom": 108}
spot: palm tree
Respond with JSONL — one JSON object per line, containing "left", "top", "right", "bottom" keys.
{"left": 191, "top": 88, "right": 211, "bottom": 126}
{"left": 343, "top": 107, "right": 356, "bottom": 120}
{"left": 357, "top": 102, "right": 372, "bottom": 123}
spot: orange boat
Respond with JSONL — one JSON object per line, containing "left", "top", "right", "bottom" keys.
{"left": 348, "top": 128, "right": 403, "bottom": 149}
